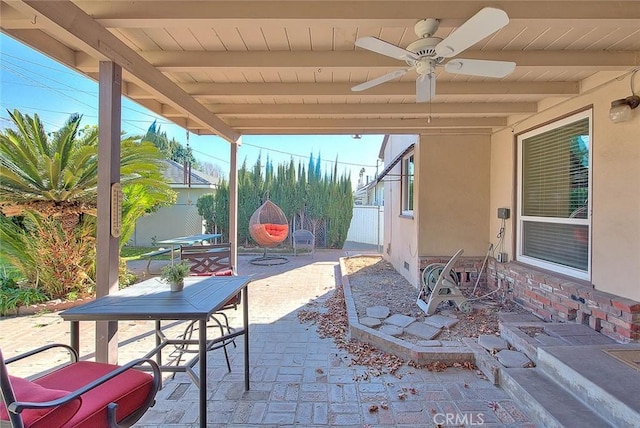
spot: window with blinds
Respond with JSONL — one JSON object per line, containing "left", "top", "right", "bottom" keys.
{"left": 517, "top": 110, "right": 591, "bottom": 279}
{"left": 402, "top": 153, "right": 414, "bottom": 215}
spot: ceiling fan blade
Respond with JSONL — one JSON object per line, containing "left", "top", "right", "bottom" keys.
{"left": 355, "top": 36, "right": 419, "bottom": 61}
{"left": 416, "top": 73, "right": 435, "bottom": 103}
{"left": 351, "top": 68, "right": 410, "bottom": 92}
{"left": 435, "top": 7, "right": 509, "bottom": 58}
{"left": 445, "top": 59, "right": 515, "bottom": 78}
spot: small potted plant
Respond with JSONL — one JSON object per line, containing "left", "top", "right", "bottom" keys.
{"left": 160, "top": 261, "right": 191, "bottom": 292}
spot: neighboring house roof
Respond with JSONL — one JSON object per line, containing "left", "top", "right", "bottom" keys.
{"left": 376, "top": 143, "right": 415, "bottom": 184}
{"left": 162, "top": 159, "right": 218, "bottom": 187}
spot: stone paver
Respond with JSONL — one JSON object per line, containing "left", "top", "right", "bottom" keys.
{"left": 424, "top": 314, "right": 459, "bottom": 329}
{"left": 496, "top": 350, "right": 533, "bottom": 368}
{"left": 478, "top": 334, "right": 509, "bottom": 352}
{"left": 384, "top": 313, "right": 416, "bottom": 328}
{"left": 404, "top": 321, "right": 442, "bottom": 340}
{"left": 358, "top": 316, "right": 382, "bottom": 328}
{"left": 0, "top": 249, "right": 534, "bottom": 427}
{"left": 366, "top": 305, "right": 390, "bottom": 319}
{"left": 378, "top": 324, "right": 403, "bottom": 336}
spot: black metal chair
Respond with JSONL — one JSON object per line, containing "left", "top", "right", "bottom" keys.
{"left": 170, "top": 243, "right": 239, "bottom": 373}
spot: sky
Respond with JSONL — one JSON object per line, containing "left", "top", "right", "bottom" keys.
{"left": 0, "top": 33, "right": 385, "bottom": 188}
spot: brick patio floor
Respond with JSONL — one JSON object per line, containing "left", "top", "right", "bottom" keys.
{"left": 0, "top": 249, "right": 533, "bottom": 427}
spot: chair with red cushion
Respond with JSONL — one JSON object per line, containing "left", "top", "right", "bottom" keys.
{"left": 0, "top": 344, "right": 160, "bottom": 428}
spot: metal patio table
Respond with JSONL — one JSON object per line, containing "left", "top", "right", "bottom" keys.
{"left": 60, "top": 275, "right": 251, "bottom": 428}
{"left": 157, "top": 233, "right": 223, "bottom": 265}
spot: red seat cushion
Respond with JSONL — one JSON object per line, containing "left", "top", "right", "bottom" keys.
{"left": 33, "top": 361, "right": 154, "bottom": 428}
{"left": 0, "top": 375, "right": 81, "bottom": 428}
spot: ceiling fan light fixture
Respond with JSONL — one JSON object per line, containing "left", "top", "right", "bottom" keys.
{"left": 609, "top": 95, "right": 640, "bottom": 123}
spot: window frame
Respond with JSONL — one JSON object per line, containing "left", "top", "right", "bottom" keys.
{"left": 516, "top": 109, "right": 592, "bottom": 280}
{"left": 401, "top": 151, "right": 415, "bottom": 216}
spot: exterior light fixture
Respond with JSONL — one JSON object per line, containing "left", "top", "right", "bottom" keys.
{"left": 609, "top": 69, "right": 639, "bottom": 123}
{"left": 609, "top": 95, "right": 640, "bottom": 123}
{"left": 352, "top": 134, "right": 362, "bottom": 139}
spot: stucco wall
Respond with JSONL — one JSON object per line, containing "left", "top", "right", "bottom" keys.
{"left": 382, "top": 135, "right": 420, "bottom": 286}
{"left": 130, "top": 187, "right": 211, "bottom": 247}
{"left": 418, "top": 133, "right": 491, "bottom": 258}
{"left": 490, "top": 71, "right": 640, "bottom": 301}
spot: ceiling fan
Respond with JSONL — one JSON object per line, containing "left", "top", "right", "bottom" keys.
{"left": 351, "top": 7, "right": 516, "bottom": 102}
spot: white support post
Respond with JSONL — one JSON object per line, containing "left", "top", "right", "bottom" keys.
{"left": 96, "top": 61, "right": 122, "bottom": 364}
{"left": 229, "top": 137, "right": 240, "bottom": 272}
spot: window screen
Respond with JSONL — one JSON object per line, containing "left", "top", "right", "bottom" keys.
{"left": 402, "top": 153, "right": 414, "bottom": 214}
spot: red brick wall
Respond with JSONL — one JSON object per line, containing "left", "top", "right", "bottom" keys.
{"left": 419, "top": 256, "right": 487, "bottom": 287}
{"left": 487, "top": 260, "right": 640, "bottom": 343}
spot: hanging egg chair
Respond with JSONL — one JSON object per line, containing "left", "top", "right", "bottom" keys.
{"left": 249, "top": 200, "right": 289, "bottom": 265}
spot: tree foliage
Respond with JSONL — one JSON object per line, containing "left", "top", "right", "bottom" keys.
{"left": 198, "top": 153, "right": 353, "bottom": 248}
{"left": 0, "top": 110, "right": 174, "bottom": 299}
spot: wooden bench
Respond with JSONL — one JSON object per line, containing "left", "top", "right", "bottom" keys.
{"left": 140, "top": 248, "right": 172, "bottom": 274}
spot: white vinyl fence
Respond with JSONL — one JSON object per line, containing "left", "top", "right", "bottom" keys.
{"left": 346, "top": 205, "right": 384, "bottom": 248}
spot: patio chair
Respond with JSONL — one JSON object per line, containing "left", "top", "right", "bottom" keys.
{"left": 174, "top": 243, "right": 239, "bottom": 372}
{"left": 0, "top": 344, "right": 160, "bottom": 428}
{"left": 292, "top": 229, "right": 315, "bottom": 257}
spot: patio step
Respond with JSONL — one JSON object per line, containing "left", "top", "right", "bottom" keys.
{"left": 500, "top": 344, "right": 640, "bottom": 428}
{"left": 500, "top": 367, "right": 612, "bottom": 428}
{"left": 536, "top": 345, "right": 640, "bottom": 428}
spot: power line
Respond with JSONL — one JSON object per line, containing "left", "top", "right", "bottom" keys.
{"left": 241, "top": 141, "right": 377, "bottom": 169}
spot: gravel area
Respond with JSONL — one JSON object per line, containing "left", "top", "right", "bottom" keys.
{"left": 344, "top": 255, "right": 529, "bottom": 343}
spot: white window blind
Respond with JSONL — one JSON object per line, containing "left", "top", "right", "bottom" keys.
{"left": 518, "top": 111, "right": 591, "bottom": 278}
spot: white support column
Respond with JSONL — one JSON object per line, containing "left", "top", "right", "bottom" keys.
{"left": 96, "top": 61, "right": 122, "bottom": 364}
{"left": 229, "top": 137, "right": 240, "bottom": 272}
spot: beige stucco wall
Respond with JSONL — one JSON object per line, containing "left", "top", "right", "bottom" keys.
{"left": 130, "top": 187, "right": 211, "bottom": 246}
{"left": 382, "top": 135, "right": 420, "bottom": 286}
{"left": 418, "top": 133, "right": 491, "bottom": 258}
{"left": 490, "top": 71, "right": 640, "bottom": 301}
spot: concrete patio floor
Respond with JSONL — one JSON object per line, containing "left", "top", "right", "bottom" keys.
{"left": 0, "top": 249, "right": 534, "bottom": 427}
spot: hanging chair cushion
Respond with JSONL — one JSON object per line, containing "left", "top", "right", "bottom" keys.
{"left": 0, "top": 375, "right": 82, "bottom": 428}
{"left": 249, "top": 223, "right": 289, "bottom": 246}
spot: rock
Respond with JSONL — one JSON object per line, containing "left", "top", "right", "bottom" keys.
{"left": 495, "top": 350, "right": 533, "bottom": 368}
{"left": 404, "top": 322, "right": 442, "bottom": 340}
{"left": 359, "top": 316, "right": 382, "bottom": 328}
{"left": 424, "top": 314, "right": 459, "bottom": 329}
{"left": 384, "top": 314, "right": 416, "bottom": 328}
{"left": 378, "top": 324, "right": 403, "bottom": 337}
{"left": 477, "top": 335, "right": 509, "bottom": 352}
{"left": 366, "top": 305, "right": 390, "bottom": 319}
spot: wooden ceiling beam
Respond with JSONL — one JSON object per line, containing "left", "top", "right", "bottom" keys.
{"left": 73, "top": 1, "right": 640, "bottom": 28}
{"left": 224, "top": 117, "right": 507, "bottom": 130}
{"left": 176, "top": 82, "right": 579, "bottom": 98}
{"left": 204, "top": 102, "right": 538, "bottom": 116}
{"left": 105, "top": 51, "right": 639, "bottom": 72}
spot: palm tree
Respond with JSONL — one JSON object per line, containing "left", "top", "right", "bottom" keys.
{"left": 0, "top": 109, "right": 174, "bottom": 298}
